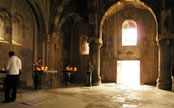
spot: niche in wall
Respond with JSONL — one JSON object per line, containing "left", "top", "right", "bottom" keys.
{"left": 0, "top": 11, "right": 10, "bottom": 43}
{"left": 12, "top": 15, "right": 23, "bottom": 45}
{"left": 80, "top": 35, "right": 89, "bottom": 55}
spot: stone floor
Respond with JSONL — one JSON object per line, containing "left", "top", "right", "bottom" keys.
{"left": 0, "top": 83, "right": 174, "bottom": 108}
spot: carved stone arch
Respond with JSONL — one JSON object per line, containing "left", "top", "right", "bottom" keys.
{"left": 98, "top": 0, "right": 158, "bottom": 85}
{"left": 0, "top": 11, "right": 10, "bottom": 19}
{"left": 13, "top": 15, "right": 23, "bottom": 23}
{"left": 12, "top": 14, "right": 23, "bottom": 45}
{"left": 99, "top": 0, "right": 158, "bottom": 42}
{"left": 52, "top": 12, "right": 82, "bottom": 41}
{"left": 49, "top": 0, "right": 72, "bottom": 35}
{"left": 0, "top": 11, "right": 10, "bottom": 42}
{"left": 49, "top": 0, "right": 63, "bottom": 34}
{"left": 58, "top": 12, "right": 82, "bottom": 30}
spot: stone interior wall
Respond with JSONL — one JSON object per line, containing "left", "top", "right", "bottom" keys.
{"left": 61, "top": 19, "right": 89, "bottom": 84}
{"left": 101, "top": 6, "right": 158, "bottom": 84}
{"left": 0, "top": 0, "right": 35, "bottom": 87}
{"left": 0, "top": 0, "right": 162, "bottom": 88}
{"left": 75, "top": 21, "right": 89, "bottom": 83}
{"left": 53, "top": 33, "right": 64, "bottom": 86}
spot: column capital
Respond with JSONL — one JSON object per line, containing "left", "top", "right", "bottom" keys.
{"left": 157, "top": 34, "right": 174, "bottom": 47}
{"left": 157, "top": 39, "right": 171, "bottom": 47}
{"left": 88, "top": 37, "right": 103, "bottom": 46}
{"left": 46, "top": 32, "right": 59, "bottom": 44}
{"left": 157, "top": 34, "right": 174, "bottom": 41}
{"left": 51, "top": 32, "right": 59, "bottom": 44}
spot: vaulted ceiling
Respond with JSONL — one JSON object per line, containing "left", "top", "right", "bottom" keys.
{"left": 25, "top": 0, "right": 173, "bottom": 35}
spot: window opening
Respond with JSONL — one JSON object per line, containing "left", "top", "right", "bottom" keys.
{"left": 122, "top": 20, "right": 137, "bottom": 46}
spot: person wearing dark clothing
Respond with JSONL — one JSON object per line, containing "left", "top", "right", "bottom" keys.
{"left": 4, "top": 75, "right": 19, "bottom": 102}
{"left": 33, "top": 57, "right": 42, "bottom": 90}
{"left": 3, "top": 51, "right": 22, "bottom": 103}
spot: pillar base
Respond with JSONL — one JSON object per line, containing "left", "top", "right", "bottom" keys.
{"left": 92, "top": 80, "right": 101, "bottom": 86}
{"left": 92, "top": 76, "right": 102, "bottom": 86}
{"left": 156, "top": 83, "right": 172, "bottom": 91}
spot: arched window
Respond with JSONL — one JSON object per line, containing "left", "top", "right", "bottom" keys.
{"left": 0, "top": 16, "right": 4, "bottom": 40}
{"left": 12, "top": 15, "right": 23, "bottom": 45}
{"left": 0, "top": 11, "right": 10, "bottom": 42}
{"left": 122, "top": 20, "right": 137, "bottom": 46}
{"left": 80, "top": 35, "right": 89, "bottom": 55}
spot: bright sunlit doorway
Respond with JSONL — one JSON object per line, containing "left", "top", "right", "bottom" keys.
{"left": 117, "top": 60, "right": 140, "bottom": 86}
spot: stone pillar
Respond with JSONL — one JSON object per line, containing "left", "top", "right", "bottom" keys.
{"left": 48, "top": 42, "right": 54, "bottom": 70}
{"left": 156, "top": 4, "right": 174, "bottom": 90}
{"left": 89, "top": 40, "right": 102, "bottom": 86}
{"left": 47, "top": 33, "right": 58, "bottom": 70}
{"left": 156, "top": 35, "right": 173, "bottom": 90}
{"left": 43, "top": 39, "right": 49, "bottom": 66}
{"left": 88, "top": 0, "right": 102, "bottom": 85}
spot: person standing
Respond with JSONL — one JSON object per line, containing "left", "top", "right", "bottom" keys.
{"left": 33, "top": 57, "right": 42, "bottom": 90}
{"left": 86, "top": 60, "right": 94, "bottom": 86}
{"left": 3, "top": 51, "right": 22, "bottom": 103}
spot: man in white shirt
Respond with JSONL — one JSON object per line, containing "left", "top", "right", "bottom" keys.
{"left": 3, "top": 51, "right": 22, "bottom": 103}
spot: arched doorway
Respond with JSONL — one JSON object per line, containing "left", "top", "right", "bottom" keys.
{"left": 100, "top": 0, "right": 158, "bottom": 85}
{"left": 117, "top": 60, "right": 140, "bottom": 85}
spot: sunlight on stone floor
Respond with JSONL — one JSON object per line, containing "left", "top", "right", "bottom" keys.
{"left": 0, "top": 83, "right": 174, "bottom": 108}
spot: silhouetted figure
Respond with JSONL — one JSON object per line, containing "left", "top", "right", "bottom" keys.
{"left": 86, "top": 60, "right": 94, "bottom": 86}
{"left": 33, "top": 57, "right": 42, "bottom": 90}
